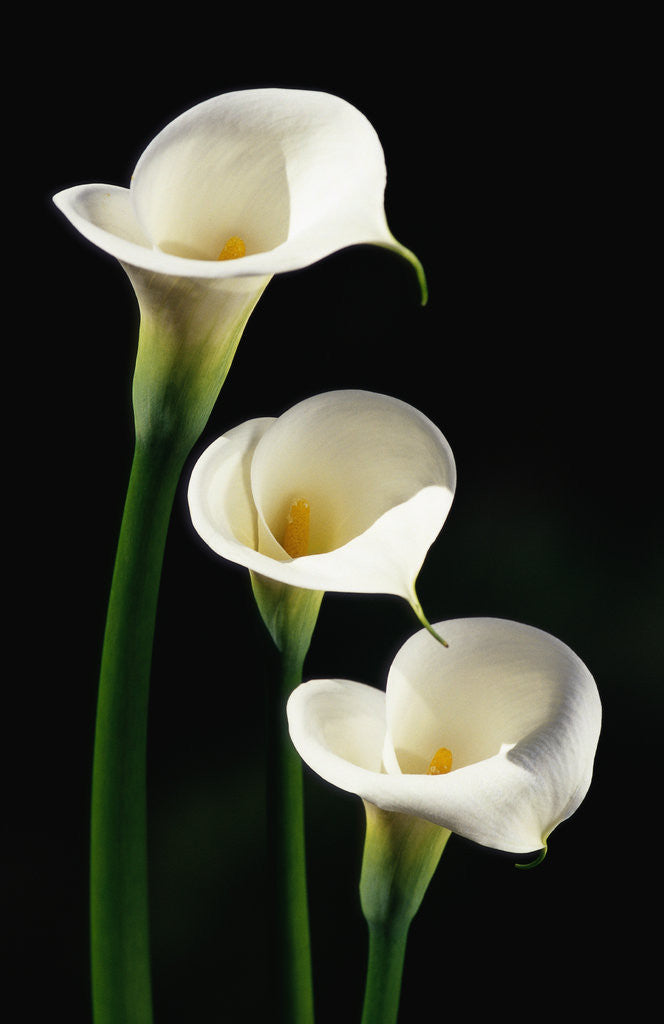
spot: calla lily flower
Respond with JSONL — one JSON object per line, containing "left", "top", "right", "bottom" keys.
{"left": 187, "top": 389, "right": 456, "bottom": 620}
{"left": 53, "top": 89, "right": 426, "bottom": 448}
{"left": 54, "top": 87, "right": 424, "bottom": 285}
{"left": 287, "top": 617, "right": 602, "bottom": 855}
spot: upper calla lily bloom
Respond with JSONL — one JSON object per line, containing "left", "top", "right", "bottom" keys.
{"left": 53, "top": 90, "right": 426, "bottom": 448}
{"left": 53, "top": 87, "right": 424, "bottom": 286}
{"left": 287, "top": 617, "right": 602, "bottom": 855}
{"left": 187, "top": 389, "right": 456, "bottom": 612}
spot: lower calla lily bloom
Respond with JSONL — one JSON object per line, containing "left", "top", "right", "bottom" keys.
{"left": 287, "top": 617, "right": 601, "bottom": 855}
{"left": 187, "top": 389, "right": 456, "bottom": 625}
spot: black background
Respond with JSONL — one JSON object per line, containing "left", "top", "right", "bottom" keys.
{"left": 12, "top": 12, "right": 659, "bottom": 1022}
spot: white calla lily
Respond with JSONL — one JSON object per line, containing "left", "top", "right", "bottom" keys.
{"left": 53, "top": 90, "right": 425, "bottom": 448}
{"left": 287, "top": 617, "right": 601, "bottom": 855}
{"left": 54, "top": 87, "right": 424, "bottom": 285}
{"left": 187, "top": 389, "right": 456, "bottom": 614}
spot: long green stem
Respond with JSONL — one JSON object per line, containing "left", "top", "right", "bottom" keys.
{"left": 268, "top": 641, "right": 315, "bottom": 1024}
{"left": 90, "top": 437, "right": 185, "bottom": 1024}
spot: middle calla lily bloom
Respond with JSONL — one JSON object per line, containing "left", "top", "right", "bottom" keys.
{"left": 187, "top": 390, "right": 456, "bottom": 607}
{"left": 287, "top": 617, "right": 602, "bottom": 855}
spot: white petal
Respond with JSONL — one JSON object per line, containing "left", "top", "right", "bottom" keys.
{"left": 387, "top": 618, "right": 602, "bottom": 851}
{"left": 287, "top": 678, "right": 440, "bottom": 814}
{"left": 131, "top": 90, "right": 294, "bottom": 261}
{"left": 188, "top": 417, "right": 274, "bottom": 563}
{"left": 287, "top": 618, "right": 601, "bottom": 854}
{"left": 287, "top": 678, "right": 388, "bottom": 783}
{"left": 52, "top": 184, "right": 152, "bottom": 267}
{"left": 52, "top": 184, "right": 272, "bottom": 326}
{"left": 187, "top": 391, "right": 456, "bottom": 599}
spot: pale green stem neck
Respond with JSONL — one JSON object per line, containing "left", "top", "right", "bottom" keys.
{"left": 359, "top": 805, "right": 451, "bottom": 1024}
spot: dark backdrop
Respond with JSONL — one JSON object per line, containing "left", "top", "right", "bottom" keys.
{"left": 13, "top": 14, "right": 659, "bottom": 1022}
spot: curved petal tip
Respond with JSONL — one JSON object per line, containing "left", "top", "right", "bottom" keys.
{"left": 409, "top": 590, "right": 448, "bottom": 646}
{"left": 515, "top": 843, "right": 548, "bottom": 870}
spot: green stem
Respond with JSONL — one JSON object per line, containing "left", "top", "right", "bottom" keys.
{"left": 90, "top": 437, "right": 185, "bottom": 1024}
{"left": 268, "top": 641, "right": 315, "bottom": 1024}
{"left": 254, "top": 577, "right": 322, "bottom": 1024}
{"left": 361, "top": 922, "right": 410, "bottom": 1024}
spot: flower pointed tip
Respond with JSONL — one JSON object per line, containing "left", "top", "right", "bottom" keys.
{"left": 386, "top": 238, "right": 427, "bottom": 304}
{"left": 410, "top": 595, "right": 448, "bottom": 648}
{"left": 406, "top": 250, "right": 428, "bottom": 306}
{"left": 515, "top": 843, "right": 548, "bottom": 870}
{"left": 427, "top": 623, "right": 449, "bottom": 648}
{"left": 416, "top": 264, "right": 429, "bottom": 306}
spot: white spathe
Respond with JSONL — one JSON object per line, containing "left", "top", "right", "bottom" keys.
{"left": 287, "top": 617, "right": 602, "bottom": 854}
{"left": 53, "top": 90, "right": 424, "bottom": 448}
{"left": 187, "top": 390, "right": 456, "bottom": 601}
{"left": 52, "top": 88, "right": 423, "bottom": 287}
